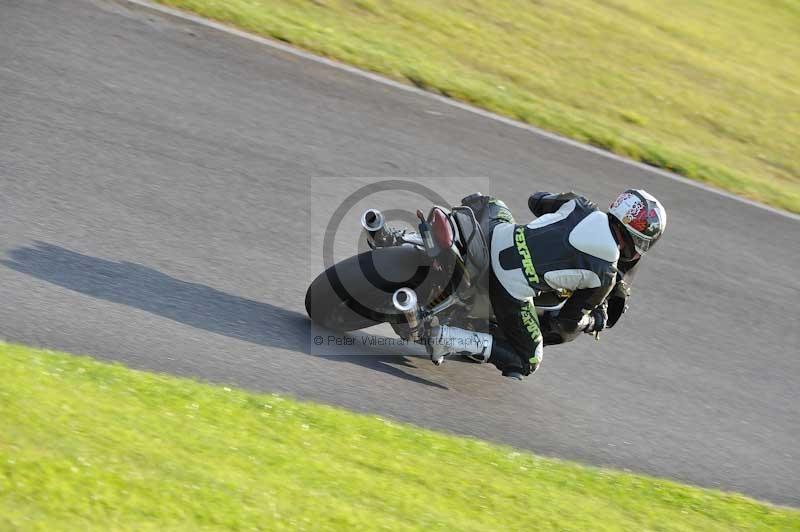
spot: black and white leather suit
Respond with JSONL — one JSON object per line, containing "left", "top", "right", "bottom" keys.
{"left": 461, "top": 191, "right": 638, "bottom": 376}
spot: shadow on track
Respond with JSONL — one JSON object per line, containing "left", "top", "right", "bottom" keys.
{"left": 2, "top": 241, "right": 447, "bottom": 390}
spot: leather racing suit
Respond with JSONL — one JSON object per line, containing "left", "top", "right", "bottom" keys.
{"left": 459, "top": 191, "right": 636, "bottom": 377}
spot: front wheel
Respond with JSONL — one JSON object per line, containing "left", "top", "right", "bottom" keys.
{"left": 305, "top": 246, "right": 433, "bottom": 331}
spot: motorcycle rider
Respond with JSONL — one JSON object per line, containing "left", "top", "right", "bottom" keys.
{"left": 426, "top": 189, "right": 667, "bottom": 380}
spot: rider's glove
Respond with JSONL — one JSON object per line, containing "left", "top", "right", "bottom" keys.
{"left": 583, "top": 304, "right": 607, "bottom": 334}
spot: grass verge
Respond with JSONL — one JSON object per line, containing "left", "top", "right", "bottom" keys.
{"left": 1, "top": 342, "right": 799, "bottom": 530}
{"left": 155, "top": 0, "right": 800, "bottom": 213}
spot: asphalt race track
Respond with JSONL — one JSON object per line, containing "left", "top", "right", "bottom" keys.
{"left": 2, "top": 0, "right": 799, "bottom": 505}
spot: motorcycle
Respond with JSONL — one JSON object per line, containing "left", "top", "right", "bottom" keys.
{"left": 305, "top": 200, "right": 571, "bottom": 363}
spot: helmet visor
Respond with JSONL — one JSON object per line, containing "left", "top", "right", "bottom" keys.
{"left": 626, "top": 196, "right": 664, "bottom": 253}
{"left": 631, "top": 232, "right": 653, "bottom": 254}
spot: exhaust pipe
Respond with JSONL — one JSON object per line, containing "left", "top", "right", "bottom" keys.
{"left": 392, "top": 287, "right": 420, "bottom": 338}
{"left": 361, "top": 208, "right": 385, "bottom": 247}
{"left": 361, "top": 208, "right": 384, "bottom": 232}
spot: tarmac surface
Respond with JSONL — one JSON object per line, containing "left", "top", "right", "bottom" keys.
{"left": 1, "top": 0, "right": 798, "bottom": 505}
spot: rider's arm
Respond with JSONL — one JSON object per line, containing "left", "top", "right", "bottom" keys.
{"left": 606, "top": 275, "right": 629, "bottom": 329}
{"left": 606, "top": 258, "right": 640, "bottom": 328}
{"left": 528, "top": 191, "right": 586, "bottom": 217}
{"left": 550, "top": 285, "right": 613, "bottom": 343}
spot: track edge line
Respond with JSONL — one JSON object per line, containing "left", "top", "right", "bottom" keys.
{"left": 120, "top": 0, "right": 800, "bottom": 222}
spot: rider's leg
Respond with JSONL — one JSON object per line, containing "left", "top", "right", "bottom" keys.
{"left": 425, "top": 279, "right": 543, "bottom": 377}
{"left": 488, "top": 271, "right": 544, "bottom": 379}
{"left": 425, "top": 195, "right": 531, "bottom": 371}
{"left": 487, "top": 340, "right": 532, "bottom": 380}
{"left": 426, "top": 323, "right": 493, "bottom": 365}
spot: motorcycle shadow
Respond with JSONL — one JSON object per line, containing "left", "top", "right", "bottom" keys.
{"left": 2, "top": 241, "right": 448, "bottom": 390}
{"left": 310, "top": 332, "right": 449, "bottom": 390}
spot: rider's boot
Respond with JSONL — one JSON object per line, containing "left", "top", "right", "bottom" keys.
{"left": 427, "top": 325, "right": 493, "bottom": 366}
{"left": 486, "top": 341, "right": 543, "bottom": 380}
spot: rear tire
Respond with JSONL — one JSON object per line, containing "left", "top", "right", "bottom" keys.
{"left": 305, "top": 246, "right": 431, "bottom": 331}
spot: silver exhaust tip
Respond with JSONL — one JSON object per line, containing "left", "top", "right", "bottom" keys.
{"left": 393, "top": 287, "right": 421, "bottom": 337}
{"left": 392, "top": 287, "right": 418, "bottom": 313}
{"left": 361, "top": 208, "right": 385, "bottom": 233}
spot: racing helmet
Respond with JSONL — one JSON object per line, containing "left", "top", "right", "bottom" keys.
{"left": 608, "top": 189, "right": 667, "bottom": 255}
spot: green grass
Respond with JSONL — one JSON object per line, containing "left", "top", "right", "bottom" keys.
{"left": 1, "top": 343, "right": 799, "bottom": 530}
{"left": 155, "top": 0, "right": 800, "bottom": 213}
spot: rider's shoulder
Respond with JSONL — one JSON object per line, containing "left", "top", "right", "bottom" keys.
{"left": 568, "top": 210, "right": 620, "bottom": 264}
